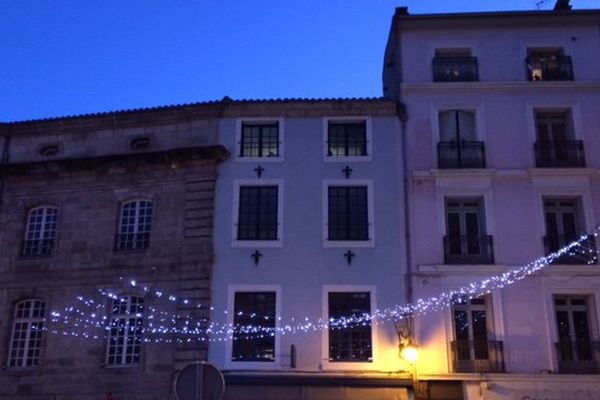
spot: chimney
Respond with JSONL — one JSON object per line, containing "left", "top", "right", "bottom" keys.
{"left": 396, "top": 6, "right": 409, "bottom": 16}
{"left": 554, "top": 0, "right": 572, "bottom": 11}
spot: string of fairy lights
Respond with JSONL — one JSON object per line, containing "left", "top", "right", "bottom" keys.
{"left": 45, "top": 230, "right": 599, "bottom": 343}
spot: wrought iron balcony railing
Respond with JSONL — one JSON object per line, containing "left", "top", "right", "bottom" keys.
{"left": 438, "top": 141, "right": 486, "bottom": 169}
{"left": 444, "top": 235, "right": 494, "bottom": 265}
{"left": 535, "top": 140, "right": 586, "bottom": 168}
{"left": 451, "top": 340, "right": 505, "bottom": 373}
{"left": 526, "top": 56, "right": 573, "bottom": 81}
{"left": 433, "top": 57, "right": 478, "bottom": 82}
{"left": 555, "top": 341, "right": 600, "bottom": 374}
{"left": 21, "top": 239, "right": 55, "bottom": 257}
{"left": 544, "top": 234, "right": 598, "bottom": 265}
{"left": 115, "top": 232, "right": 151, "bottom": 252}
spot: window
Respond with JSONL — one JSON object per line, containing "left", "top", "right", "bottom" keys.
{"left": 327, "top": 186, "right": 369, "bottom": 241}
{"left": 239, "top": 122, "right": 280, "bottom": 158}
{"left": 543, "top": 199, "right": 596, "bottom": 264}
{"left": 534, "top": 110, "right": 585, "bottom": 167}
{"left": 444, "top": 198, "right": 494, "bottom": 264}
{"left": 451, "top": 296, "right": 504, "bottom": 373}
{"left": 327, "top": 121, "right": 367, "bottom": 157}
{"left": 433, "top": 48, "right": 478, "bottom": 82}
{"left": 437, "top": 110, "right": 485, "bottom": 169}
{"left": 105, "top": 295, "right": 144, "bottom": 366}
{"left": 8, "top": 299, "right": 46, "bottom": 368}
{"left": 553, "top": 295, "right": 599, "bottom": 374}
{"left": 328, "top": 292, "right": 372, "bottom": 362}
{"left": 237, "top": 186, "right": 279, "bottom": 240}
{"left": 22, "top": 206, "right": 58, "bottom": 256}
{"left": 232, "top": 292, "right": 276, "bottom": 362}
{"left": 115, "top": 200, "right": 153, "bottom": 251}
{"left": 526, "top": 48, "right": 573, "bottom": 81}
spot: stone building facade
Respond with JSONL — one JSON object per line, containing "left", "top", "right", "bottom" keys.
{"left": 0, "top": 107, "right": 227, "bottom": 399}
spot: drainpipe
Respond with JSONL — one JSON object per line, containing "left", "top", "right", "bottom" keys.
{"left": 398, "top": 104, "right": 412, "bottom": 307}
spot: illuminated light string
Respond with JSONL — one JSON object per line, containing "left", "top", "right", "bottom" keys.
{"left": 46, "top": 231, "right": 598, "bottom": 342}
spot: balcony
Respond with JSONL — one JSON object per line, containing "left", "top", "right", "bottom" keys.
{"left": 451, "top": 340, "right": 505, "bottom": 373}
{"left": 433, "top": 57, "right": 478, "bottom": 82}
{"left": 526, "top": 56, "right": 573, "bottom": 81}
{"left": 438, "top": 141, "right": 486, "bottom": 169}
{"left": 444, "top": 235, "right": 494, "bottom": 264}
{"left": 21, "top": 239, "right": 55, "bottom": 256}
{"left": 114, "top": 232, "right": 150, "bottom": 252}
{"left": 544, "top": 234, "right": 598, "bottom": 265}
{"left": 555, "top": 341, "right": 600, "bottom": 374}
{"left": 535, "top": 140, "right": 586, "bottom": 168}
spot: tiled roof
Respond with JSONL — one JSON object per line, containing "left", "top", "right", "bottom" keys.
{"left": 2, "top": 96, "right": 389, "bottom": 125}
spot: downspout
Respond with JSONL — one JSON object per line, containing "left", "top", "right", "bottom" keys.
{"left": 398, "top": 105, "right": 412, "bottom": 307}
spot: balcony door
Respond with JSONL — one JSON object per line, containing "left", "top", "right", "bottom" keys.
{"left": 554, "top": 296, "right": 597, "bottom": 373}
{"left": 445, "top": 199, "right": 489, "bottom": 263}
{"left": 451, "top": 296, "right": 503, "bottom": 373}
{"left": 439, "top": 110, "right": 476, "bottom": 143}
{"left": 545, "top": 199, "right": 579, "bottom": 247}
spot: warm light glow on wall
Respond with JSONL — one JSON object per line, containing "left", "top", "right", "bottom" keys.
{"left": 400, "top": 342, "right": 419, "bottom": 363}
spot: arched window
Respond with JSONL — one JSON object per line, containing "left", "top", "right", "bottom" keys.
{"left": 22, "top": 206, "right": 58, "bottom": 256}
{"left": 7, "top": 299, "right": 46, "bottom": 368}
{"left": 115, "top": 200, "right": 153, "bottom": 251}
{"left": 105, "top": 295, "right": 144, "bottom": 366}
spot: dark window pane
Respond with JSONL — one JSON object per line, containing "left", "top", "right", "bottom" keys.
{"left": 241, "top": 123, "right": 280, "bottom": 157}
{"left": 328, "top": 186, "right": 369, "bottom": 240}
{"left": 328, "top": 292, "right": 372, "bottom": 362}
{"left": 237, "top": 186, "right": 278, "bottom": 240}
{"left": 232, "top": 292, "right": 276, "bottom": 362}
{"left": 327, "top": 122, "right": 367, "bottom": 157}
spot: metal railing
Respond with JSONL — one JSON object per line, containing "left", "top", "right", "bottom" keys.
{"left": 451, "top": 340, "right": 505, "bottom": 373}
{"left": 114, "top": 232, "right": 151, "bottom": 252}
{"left": 438, "top": 141, "right": 486, "bottom": 169}
{"left": 544, "top": 234, "right": 598, "bottom": 265}
{"left": 526, "top": 56, "right": 573, "bottom": 81}
{"left": 535, "top": 140, "right": 586, "bottom": 168}
{"left": 555, "top": 341, "right": 600, "bottom": 374}
{"left": 444, "top": 235, "right": 494, "bottom": 264}
{"left": 433, "top": 57, "right": 479, "bottom": 82}
{"left": 21, "top": 239, "right": 55, "bottom": 256}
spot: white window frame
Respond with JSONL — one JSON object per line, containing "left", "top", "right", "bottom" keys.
{"left": 321, "top": 285, "right": 377, "bottom": 370}
{"left": 115, "top": 198, "right": 154, "bottom": 251}
{"left": 22, "top": 206, "right": 58, "bottom": 256}
{"left": 543, "top": 288, "right": 600, "bottom": 372}
{"left": 322, "top": 179, "right": 375, "bottom": 248}
{"left": 435, "top": 179, "right": 496, "bottom": 266}
{"left": 104, "top": 295, "right": 145, "bottom": 367}
{"left": 234, "top": 117, "right": 284, "bottom": 162}
{"left": 431, "top": 102, "right": 486, "bottom": 167}
{"left": 231, "top": 179, "right": 284, "bottom": 248}
{"left": 532, "top": 182, "right": 595, "bottom": 258}
{"left": 225, "top": 285, "right": 282, "bottom": 370}
{"left": 442, "top": 288, "right": 505, "bottom": 374}
{"left": 322, "top": 117, "right": 372, "bottom": 162}
{"left": 427, "top": 41, "right": 478, "bottom": 82}
{"left": 526, "top": 101, "right": 583, "bottom": 145}
{"left": 7, "top": 299, "right": 46, "bottom": 369}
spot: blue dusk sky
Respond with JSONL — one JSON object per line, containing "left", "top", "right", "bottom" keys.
{"left": 1, "top": 0, "right": 598, "bottom": 121}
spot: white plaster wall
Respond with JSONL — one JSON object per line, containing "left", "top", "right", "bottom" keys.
{"left": 400, "top": 24, "right": 600, "bottom": 83}
{"left": 399, "top": 18, "right": 600, "bottom": 378}
{"left": 209, "top": 115, "right": 407, "bottom": 372}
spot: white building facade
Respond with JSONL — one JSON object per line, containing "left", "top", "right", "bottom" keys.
{"left": 384, "top": 3, "right": 600, "bottom": 400}
{"left": 208, "top": 99, "right": 413, "bottom": 399}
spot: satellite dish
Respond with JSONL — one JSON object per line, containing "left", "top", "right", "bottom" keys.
{"left": 175, "top": 362, "right": 225, "bottom": 400}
